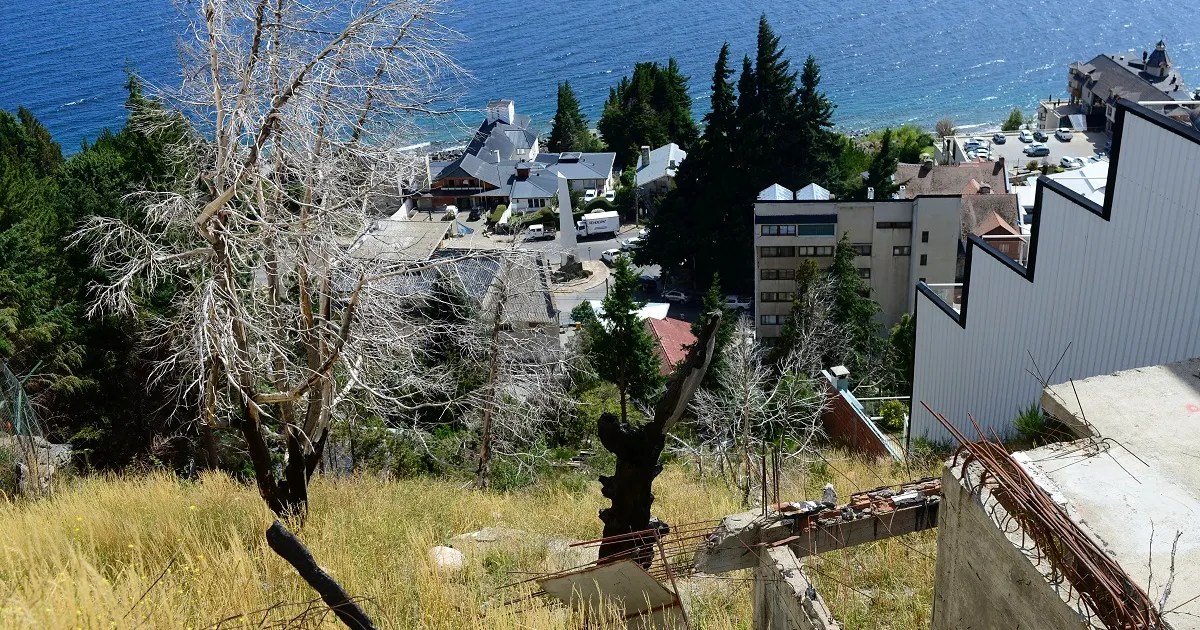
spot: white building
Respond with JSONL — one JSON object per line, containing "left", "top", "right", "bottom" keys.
{"left": 910, "top": 101, "right": 1200, "bottom": 444}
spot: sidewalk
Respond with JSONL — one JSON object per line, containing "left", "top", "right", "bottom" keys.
{"left": 551, "top": 260, "right": 610, "bottom": 294}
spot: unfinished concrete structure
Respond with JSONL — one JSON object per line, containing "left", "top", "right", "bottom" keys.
{"left": 932, "top": 358, "right": 1200, "bottom": 629}
{"left": 697, "top": 479, "right": 941, "bottom": 629}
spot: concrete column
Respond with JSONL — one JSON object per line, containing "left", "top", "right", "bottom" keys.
{"left": 753, "top": 546, "right": 841, "bottom": 630}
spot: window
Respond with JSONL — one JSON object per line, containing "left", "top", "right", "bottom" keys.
{"left": 893, "top": 246, "right": 911, "bottom": 256}
{"left": 921, "top": 230, "right": 930, "bottom": 243}
{"left": 759, "top": 246, "right": 795, "bottom": 258}
{"left": 857, "top": 268, "right": 871, "bottom": 279}
{"left": 851, "top": 244, "right": 872, "bottom": 256}
{"left": 761, "top": 225, "right": 797, "bottom": 236}
{"left": 876, "top": 221, "right": 913, "bottom": 229}
{"left": 920, "top": 254, "right": 928, "bottom": 266}
{"left": 796, "top": 224, "right": 836, "bottom": 236}
{"left": 760, "top": 292, "right": 794, "bottom": 302}
{"left": 528, "top": 198, "right": 547, "bottom": 208}
{"left": 760, "top": 314, "right": 789, "bottom": 326}
{"left": 760, "top": 268, "right": 796, "bottom": 280}
{"left": 797, "top": 246, "right": 834, "bottom": 257}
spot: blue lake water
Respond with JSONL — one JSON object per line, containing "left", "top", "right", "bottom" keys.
{"left": 1, "top": 0, "right": 1196, "bottom": 151}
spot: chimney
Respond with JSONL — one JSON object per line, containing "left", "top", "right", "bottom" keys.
{"left": 979, "top": 183, "right": 993, "bottom": 194}
{"left": 640, "top": 146, "right": 651, "bottom": 168}
{"left": 516, "top": 162, "right": 531, "bottom": 179}
{"left": 1143, "top": 50, "right": 1148, "bottom": 63}
{"left": 493, "top": 150, "right": 501, "bottom": 164}
{"left": 831, "top": 366, "right": 850, "bottom": 391}
{"left": 867, "top": 186, "right": 875, "bottom": 200}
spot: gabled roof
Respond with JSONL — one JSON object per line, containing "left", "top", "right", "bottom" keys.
{"left": 646, "top": 317, "right": 696, "bottom": 375}
{"left": 635, "top": 143, "right": 687, "bottom": 187}
{"left": 1076, "top": 52, "right": 1191, "bottom": 103}
{"left": 975, "top": 210, "right": 1020, "bottom": 236}
{"left": 509, "top": 165, "right": 560, "bottom": 200}
{"left": 348, "top": 219, "right": 452, "bottom": 262}
{"left": 960, "top": 194, "right": 1020, "bottom": 240}
{"left": 894, "top": 161, "right": 1008, "bottom": 198}
{"left": 536, "top": 152, "right": 616, "bottom": 182}
{"left": 480, "top": 254, "right": 558, "bottom": 327}
{"left": 758, "top": 184, "right": 794, "bottom": 201}
{"left": 795, "top": 183, "right": 831, "bottom": 201}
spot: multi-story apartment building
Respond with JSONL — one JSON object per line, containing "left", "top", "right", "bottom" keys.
{"left": 753, "top": 160, "right": 1016, "bottom": 339}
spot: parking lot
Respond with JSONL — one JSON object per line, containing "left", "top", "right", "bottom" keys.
{"left": 954, "top": 130, "right": 1109, "bottom": 169}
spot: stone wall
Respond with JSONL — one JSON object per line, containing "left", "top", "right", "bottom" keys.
{"left": 752, "top": 546, "right": 840, "bottom": 630}
{"left": 931, "top": 461, "right": 1093, "bottom": 630}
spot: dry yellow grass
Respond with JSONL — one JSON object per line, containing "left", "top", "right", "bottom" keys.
{"left": 0, "top": 453, "right": 939, "bottom": 629}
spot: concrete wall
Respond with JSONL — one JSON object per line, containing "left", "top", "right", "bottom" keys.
{"left": 912, "top": 104, "right": 1200, "bottom": 442}
{"left": 932, "top": 462, "right": 1092, "bottom": 630}
{"left": 753, "top": 546, "right": 840, "bottom": 630}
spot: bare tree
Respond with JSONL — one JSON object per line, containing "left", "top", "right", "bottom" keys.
{"left": 73, "top": 0, "right": 467, "bottom": 517}
{"left": 690, "top": 318, "right": 828, "bottom": 506}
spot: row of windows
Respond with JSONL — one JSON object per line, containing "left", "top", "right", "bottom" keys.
{"left": 760, "top": 224, "right": 837, "bottom": 236}
{"left": 876, "top": 221, "right": 913, "bottom": 229}
{"left": 760, "top": 292, "right": 794, "bottom": 302}
{"left": 760, "top": 268, "right": 796, "bottom": 280}
{"left": 527, "top": 198, "right": 548, "bottom": 208}
{"left": 760, "top": 315, "right": 790, "bottom": 326}
{"left": 893, "top": 246, "right": 911, "bottom": 256}
{"left": 760, "top": 246, "right": 833, "bottom": 257}
{"left": 852, "top": 244, "right": 872, "bottom": 256}
{"left": 762, "top": 267, "right": 872, "bottom": 280}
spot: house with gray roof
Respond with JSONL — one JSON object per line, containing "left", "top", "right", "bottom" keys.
{"left": 635, "top": 143, "right": 687, "bottom": 195}
{"left": 1067, "top": 40, "right": 1193, "bottom": 132}
{"left": 423, "top": 100, "right": 616, "bottom": 214}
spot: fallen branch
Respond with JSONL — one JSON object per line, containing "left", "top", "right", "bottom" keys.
{"left": 265, "top": 520, "right": 377, "bottom": 630}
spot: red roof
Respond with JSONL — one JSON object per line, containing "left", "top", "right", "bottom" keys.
{"left": 646, "top": 318, "right": 697, "bottom": 375}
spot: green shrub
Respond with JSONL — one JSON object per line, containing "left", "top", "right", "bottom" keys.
{"left": 1026, "top": 160, "right": 1039, "bottom": 171}
{"left": 1001, "top": 107, "right": 1025, "bottom": 131}
{"left": 486, "top": 205, "right": 507, "bottom": 225}
{"left": 878, "top": 400, "right": 908, "bottom": 432}
{"left": 584, "top": 197, "right": 615, "bottom": 212}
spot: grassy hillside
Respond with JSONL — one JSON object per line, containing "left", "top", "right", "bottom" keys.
{"left": 0, "top": 455, "right": 937, "bottom": 629}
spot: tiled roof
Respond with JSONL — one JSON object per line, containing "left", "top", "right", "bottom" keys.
{"left": 961, "top": 194, "right": 1020, "bottom": 239}
{"left": 646, "top": 317, "right": 696, "bottom": 375}
{"left": 1076, "top": 52, "right": 1191, "bottom": 103}
{"left": 975, "top": 210, "right": 1020, "bottom": 236}
{"left": 480, "top": 253, "right": 559, "bottom": 327}
{"left": 894, "top": 162, "right": 1008, "bottom": 198}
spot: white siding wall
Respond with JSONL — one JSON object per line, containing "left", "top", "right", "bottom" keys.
{"left": 911, "top": 109, "right": 1200, "bottom": 443}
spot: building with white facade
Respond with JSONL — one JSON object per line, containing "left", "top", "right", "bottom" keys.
{"left": 753, "top": 161, "right": 1017, "bottom": 337}
{"left": 910, "top": 101, "right": 1200, "bottom": 444}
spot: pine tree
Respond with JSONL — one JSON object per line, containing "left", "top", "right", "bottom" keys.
{"left": 693, "top": 273, "right": 735, "bottom": 387}
{"left": 862, "top": 128, "right": 900, "bottom": 200}
{"left": 705, "top": 44, "right": 738, "bottom": 152}
{"left": 888, "top": 313, "right": 916, "bottom": 395}
{"left": 592, "top": 256, "right": 663, "bottom": 422}
{"left": 548, "top": 81, "right": 590, "bottom": 153}
{"left": 655, "top": 58, "right": 699, "bottom": 150}
{"left": 795, "top": 55, "right": 839, "bottom": 188}
{"left": 827, "top": 233, "right": 882, "bottom": 376}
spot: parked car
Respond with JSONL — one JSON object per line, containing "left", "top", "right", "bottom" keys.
{"left": 638, "top": 275, "right": 658, "bottom": 292}
{"left": 661, "top": 289, "right": 690, "bottom": 304}
{"left": 1018, "top": 129, "right": 1034, "bottom": 143}
{"left": 724, "top": 295, "right": 753, "bottom": 312}
{"left": 963, "top": 138, "right": 989, "bottom": 152}
{"left": 1055, "top": 127, "right": 1074, "bottom": 141}
{"left": 444, "top": 204, "right": 459, "bottom": 217}
{"left": 1059, "top": 156, "right": 1083, "bottom": 169}
{"left": 620, "top": 236, "right": 644, "bottom": 251}
{"left": 467, "top": 208, "right": 481, "bottom": 221}
{"left": 969, "top": 149, "right": 992, "bottom": 161}
{"left": 583, "top": 188, "right": 598, "bottom": 203}
{"left": 638, "top": 227, "right": 649, "bottom": 238}
{"left": 604, "top": 190, "right": 616, "bottom": 202}
{"left": 1024, "top": 143, "right": 1050, "bottom": 157}
{"left": 1033, "top": 130, "right": 1048, "bottom": 142}
{"left": 599, "top": 248, "right": 623, "bottom": 265}
{"left": 524, "top": 224, "right": 555, "bottom": 241}
{"left": 992, "top": 133, "right": 1006, "bottom": 144}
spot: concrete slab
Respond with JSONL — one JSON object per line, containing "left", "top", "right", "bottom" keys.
{"left": 537, "top": 560, "right": 684, "bottom": 630}
{"left": 1025, "top": 359, "right": 1200, "bottom": 629}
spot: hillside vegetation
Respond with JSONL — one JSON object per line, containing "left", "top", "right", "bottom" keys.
{"left": 0, "top": 455, "right": 936, "bottom": 629}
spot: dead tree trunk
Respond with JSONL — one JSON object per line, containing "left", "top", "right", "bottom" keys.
{"left": 597, "top": 311, "right": 722, "bottom": 564}
{"left": 266, "top": 520, "right": 377, "bottom": 630}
